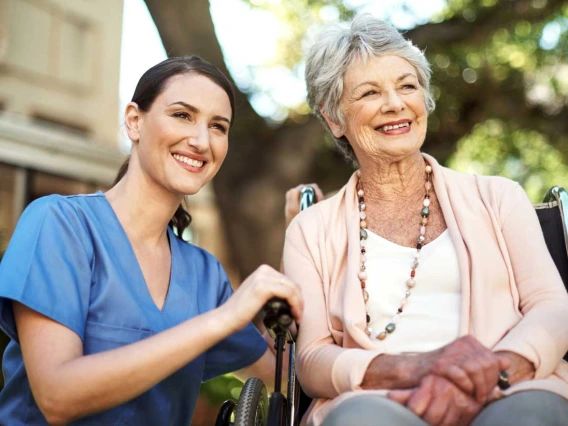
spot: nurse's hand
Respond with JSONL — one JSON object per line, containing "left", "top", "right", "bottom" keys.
{"left": 221, "top": 265, "right": 303, "bottom": 333}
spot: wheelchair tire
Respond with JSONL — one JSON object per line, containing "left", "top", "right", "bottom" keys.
{"left": 215, "top": 400, "right": 236, "bottom": 426}
{"left": 234, "top": 377, "right": 268, "bottom": 426}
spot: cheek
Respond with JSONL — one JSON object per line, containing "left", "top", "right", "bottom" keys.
{"left": 212, "top": 138, "right": 229, "bottom": 163}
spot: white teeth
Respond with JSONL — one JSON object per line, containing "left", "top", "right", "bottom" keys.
{"left": 379, "top": 122, "right": 410, "bottom": 131}
{"left": 172, "top": 154, "right": 204, "bottom": 168}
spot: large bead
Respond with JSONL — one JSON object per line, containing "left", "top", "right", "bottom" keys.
{"left": 421, "top": 207, "right": 430, "bottom": 217}
{"left": 423, "top": 198, "right": 431, "bottom": 207}
{"left": 360, "top": 211, "right": 367, "bottom": 220}
{"left": 366, "top": 326, "right": 373, "bottom": 335}
{"left": 422, "top": 217, "right": 428, "bottom": 225}
{"left": 425, "top": 182, "right": 432, "bottom": 191}
{"left": 359, "top": 203, "right": 366, "bottom": 211}
{"left": 407, "top": 278, "right": 416, "bottom": 288}
{"left": 358, "top": 271, "right": 368, "bottom": 280}
{"left": 360, "top": 229, "right": 368, "bottom": 240}
{"left": 360, "top": 220, "right": 367, "bottom": 229}
{"left": 358, "top": 189, "right": 364, "bottom": 197}
{"left": 377, "top": 331, "right": 387, "bottom": 340}
{"left": 366, "top": 314, "right": 371, "bottom": 323}
{"left": 360, "top": 254, "right": 367, "bottom": 263}
{"left": 386, "top": 323, "right": 396, "bottom": 333}
{"left": 420, "top": 226, "right": 426, "bottom": 235}
{"left": 363, "top": 290, "right": 369, "bottom": 302}
{"left": 418, "top": 235, "right": 425, "bottom": 243}
{"left": 425, "top": 165, "right": 432, "bottom": 173}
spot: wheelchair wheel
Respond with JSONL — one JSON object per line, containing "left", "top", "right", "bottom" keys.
{"left": 234, "top": 377, "right": 268, "bottom": 426}
{"left": 215, "top": 400, "right": 236, "bottom": 426}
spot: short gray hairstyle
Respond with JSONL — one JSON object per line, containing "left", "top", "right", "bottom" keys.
{"left": 305, "top": 14, "right": 435, "bottom": 163}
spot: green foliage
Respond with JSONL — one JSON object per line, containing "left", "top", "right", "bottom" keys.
{"left": 448, "top": 119, "right": 568, "bottom": 202}
{"left": 199, "top": 374, "right": 244, "bottom": 406}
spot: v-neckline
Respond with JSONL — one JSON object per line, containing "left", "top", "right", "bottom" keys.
{"left": 97, "top": 191, "right": 175, "bottom": 313}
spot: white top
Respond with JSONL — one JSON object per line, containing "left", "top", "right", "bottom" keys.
{"left": 365, "top": 229, "right": 461, "bottom": 353}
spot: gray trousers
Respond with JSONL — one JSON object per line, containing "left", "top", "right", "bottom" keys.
{"left": 322, "top": 391, "right": 568, "bottom": 426}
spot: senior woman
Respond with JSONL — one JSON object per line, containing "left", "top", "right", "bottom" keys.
{"left": 283, "top": 14, "right": 568, "bottom": 426}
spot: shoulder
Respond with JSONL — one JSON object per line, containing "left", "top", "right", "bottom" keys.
{"left": 23, "top": 192, "right": 102, "bottom": 219}
{"left": 19, "top": 194, "right": 92, "bottom": 231}
{"left": 289, "top": 180, "right": 351, "bottom": 229}
{"left": 438, "top": 165, "right": 525, "bottom": 218}
{"left": 438, "top": 164, "right": 520, "bottom": 195}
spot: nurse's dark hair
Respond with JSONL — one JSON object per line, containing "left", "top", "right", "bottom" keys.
{"left": 113, "top": 56, "right": 235, "bottom": 241}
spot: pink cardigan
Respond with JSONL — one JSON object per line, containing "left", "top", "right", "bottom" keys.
{"left": 283, "top": 154, "right": 568, "bottom": 426}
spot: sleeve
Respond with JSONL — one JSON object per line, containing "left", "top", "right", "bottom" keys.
{"left": 492, "top": 183, "right": 568, "bottom": 378}
{"left": 0, "top": 196, "right": 93, "bottom": 342}
{"left": 284, "top": 219, "right": 382, "bottom": 399}
{"left": 202, "top": 264, "right": 267, "bottom": 381}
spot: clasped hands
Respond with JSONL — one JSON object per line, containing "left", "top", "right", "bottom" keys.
{"left": 370, "top": 336, "right": 514, "bottom": 426}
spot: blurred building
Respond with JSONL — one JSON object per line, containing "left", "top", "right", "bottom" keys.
{"left": 0, "top": 0, "right": 236, "bottom": 281}
{"left": 0, "top": 0, "right": 125, "bottom": 254}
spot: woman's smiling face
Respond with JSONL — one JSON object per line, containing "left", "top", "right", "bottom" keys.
{"left": 127, "top": 73, "right": 232, "bottom": 196}
{"left": 330, "top": 55, "right": 428, "bottom": 165}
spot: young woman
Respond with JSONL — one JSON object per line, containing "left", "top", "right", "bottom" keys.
{"left": 0, "top": 56, "right": 303, "bottom": 426}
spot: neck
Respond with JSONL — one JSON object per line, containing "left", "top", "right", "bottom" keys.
{"left": 358, "top": 151, "right": 426, "bottom": 203}
{"left": 104, "top": 159, "right": 182, "bottom": 246}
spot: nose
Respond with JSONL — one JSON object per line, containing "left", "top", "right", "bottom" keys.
{"left": 380, "top": 89, "right": 405, "bottom": 114}
{"left": 186, "top": 122, "right": 209, "bottom": 153}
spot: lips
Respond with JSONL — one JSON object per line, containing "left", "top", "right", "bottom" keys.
{"left": 376, "top": 121, "right": 411, "bottom": 132}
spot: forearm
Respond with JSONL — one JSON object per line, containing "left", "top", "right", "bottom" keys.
{"left": 33, "top": 307, "right": 231, "bottom": 424}
{"left": 361, "top": 350, "right": 441, "bottom": 390}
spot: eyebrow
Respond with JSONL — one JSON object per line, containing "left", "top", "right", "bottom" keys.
{"left": 169, "top": 101, "right": 231, "bottom": 125}
{"left": 353, "top": 73, "right": 418, "bottom": 91}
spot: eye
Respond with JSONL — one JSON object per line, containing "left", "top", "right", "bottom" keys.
{"left": 401, "top": 84, "right": 417, "bottom": 91}
{"left": 361, "top": 90, "right": 378, "bottom": 98}
{"left": 172, "top": 111, "right": 191, "bottom": 120}
{"left": 211, "top": 123, "right": 228, "bottom": 134}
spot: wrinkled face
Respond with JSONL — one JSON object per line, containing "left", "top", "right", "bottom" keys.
{"left": 331, "top": 55, "right": 428, "bottom": 164}
{"left": 129, "top": 73, "right": 232, "bottom": 196}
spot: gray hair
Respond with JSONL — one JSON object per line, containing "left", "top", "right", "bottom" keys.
{"left": 305, "top": 14, "right": 435, "bottom": 163}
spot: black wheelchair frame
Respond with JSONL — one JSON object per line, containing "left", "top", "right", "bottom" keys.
{"left": 216, "top": 185, "right": 568, "bottom": 426}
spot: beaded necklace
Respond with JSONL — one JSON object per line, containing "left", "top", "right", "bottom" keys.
{"left": 357, "top": 164, "right": 433, "bottom": 340}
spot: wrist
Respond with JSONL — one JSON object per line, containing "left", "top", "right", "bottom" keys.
{"left": 362, "top": 352, "right": 435, "bottom": 390}
{"left": 495, "top": 351, "right": 535, "bottom": 384}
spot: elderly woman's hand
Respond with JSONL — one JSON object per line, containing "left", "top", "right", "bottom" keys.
{"left": 284, "top": 183, "right": 324, "bottom": 228}
{"left": 362, "top": 336, "right": 509, "bottom": 405}
{"left": 388, "top": 374, "right": 483, "bottom": 426}
{"left": 430, "top": 336, "right": 510, "bottom": 404}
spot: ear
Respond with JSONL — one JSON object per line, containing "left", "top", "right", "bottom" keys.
{"left": 124, "top": 102, "right": 142, "bottom": 143}
{"left": 320, "top": 107, "right": 344, "bottom": 138}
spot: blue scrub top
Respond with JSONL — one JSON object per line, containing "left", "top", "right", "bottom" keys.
{"left": 0, "top": 193, "right": 267, "bottom": 425}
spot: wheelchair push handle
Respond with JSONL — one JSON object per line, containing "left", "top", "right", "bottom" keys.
{"left": 299, "top": 186, "right": 316, "bottom": 211}
{"left": 263, "top": 297, "right": 293, "bottom": 336}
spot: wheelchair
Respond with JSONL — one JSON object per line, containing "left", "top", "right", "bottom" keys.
{"left": 216, "top": 185, "right": 568, "bottom": 426}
